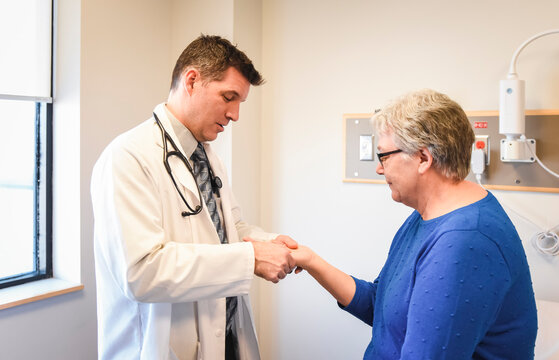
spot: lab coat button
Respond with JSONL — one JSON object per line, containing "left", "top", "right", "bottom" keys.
{"left": 215, "top": 329, "right": 224, "bottom": 337}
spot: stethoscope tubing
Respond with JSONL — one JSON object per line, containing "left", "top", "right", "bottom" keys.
{"left": 153, "top": 112, "right": 203, "bottom": 217}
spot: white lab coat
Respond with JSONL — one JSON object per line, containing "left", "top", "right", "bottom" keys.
{"left": 91, "top": 104, "right": 275, "bottom": 360}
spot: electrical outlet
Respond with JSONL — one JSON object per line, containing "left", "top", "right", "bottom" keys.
{"left": 473, "top": 135, "right": 490, "bottom": 165}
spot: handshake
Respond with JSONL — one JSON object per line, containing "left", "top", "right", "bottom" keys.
{"left": 244, "top": 235, "right": 311, "bottom": 283}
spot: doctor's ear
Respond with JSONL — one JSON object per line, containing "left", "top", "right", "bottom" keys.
{"left": 182, "top": 69, "right": 199, "bottom": 95}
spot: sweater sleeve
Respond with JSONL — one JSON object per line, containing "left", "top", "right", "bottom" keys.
{"left": 400, "top": 231, "right": 512, "bottom": 360}
{"left": 339, "top": 276, "right": 379, "bottom": 326}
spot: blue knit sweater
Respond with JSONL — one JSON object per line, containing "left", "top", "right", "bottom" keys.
{"left": 342, "top": 192, "right": 537, "bottom": 359}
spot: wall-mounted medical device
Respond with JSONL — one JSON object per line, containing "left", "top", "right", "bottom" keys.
{"left": 499, "top": 29, "right": 559, "bottom": 163}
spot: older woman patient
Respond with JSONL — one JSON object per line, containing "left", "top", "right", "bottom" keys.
{"left": 292, "top": 89, "right": 537, "bottom": 359}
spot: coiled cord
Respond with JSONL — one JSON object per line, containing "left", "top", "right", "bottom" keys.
{"left": 531, "top": 228, "right": 559, "bottom": 256}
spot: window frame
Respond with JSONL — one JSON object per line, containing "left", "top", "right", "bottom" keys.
{"left": 0, "top": 0, "right": 54, "bottom": 289}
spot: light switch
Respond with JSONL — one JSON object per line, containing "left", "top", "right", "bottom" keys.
{"left": 359, "top": 134, "right": 374, "bottom": 161}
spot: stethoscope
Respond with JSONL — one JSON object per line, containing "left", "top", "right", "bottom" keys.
{"left": 153, "top": 112, "right": 222, "bottom": 217}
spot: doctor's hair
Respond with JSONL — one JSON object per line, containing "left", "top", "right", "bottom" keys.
{"left": 170, "top": 34, "right": 264, "bottom": 90}
{"left": 373, "top": 89, "right": 475, "bottom": 182}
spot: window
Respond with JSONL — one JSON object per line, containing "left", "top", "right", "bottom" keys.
{"left": 0, "top": 0, "right": 53, "bottom": 289}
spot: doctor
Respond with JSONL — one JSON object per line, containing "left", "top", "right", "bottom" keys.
{"left": 91, "top": 35, "right": 297, "bottom": 360}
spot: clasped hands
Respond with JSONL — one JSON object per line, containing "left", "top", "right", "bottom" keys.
{"left": 244, "top": 235, "right": 312, "bottom": 283}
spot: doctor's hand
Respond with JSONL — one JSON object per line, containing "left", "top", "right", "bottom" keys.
{"left": 244, "top": 237, "right": 296, "bottom": 283}
{"left": 272, "top": 235, "right": 304, "bottom": 274}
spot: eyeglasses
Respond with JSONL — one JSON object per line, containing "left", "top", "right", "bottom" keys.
{"left": 376, "top": 149, "right": 403, "bottom": 166}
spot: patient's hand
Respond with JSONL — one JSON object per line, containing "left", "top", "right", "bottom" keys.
{"left": 290, "top": 245, "right": 316, "bottom": 273}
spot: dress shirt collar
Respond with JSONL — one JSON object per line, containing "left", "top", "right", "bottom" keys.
{"left": 164, "top": 104, "right": 199, "bottom": 158}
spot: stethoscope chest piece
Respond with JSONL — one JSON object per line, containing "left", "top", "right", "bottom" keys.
{"left": 212, "top": 176, "right": 222, "bottom": 191}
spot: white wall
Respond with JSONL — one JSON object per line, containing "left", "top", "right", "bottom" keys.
{"left": 258, "top": 1, "right": 559, "bottom": 359}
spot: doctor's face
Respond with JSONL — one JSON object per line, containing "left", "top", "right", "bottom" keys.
{"left": 185, "top": 67, "right": 250, "bottom": 142}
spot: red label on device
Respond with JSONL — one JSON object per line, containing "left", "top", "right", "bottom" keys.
{"left": 474, "top": 121, "right": 488, "bottom": 129}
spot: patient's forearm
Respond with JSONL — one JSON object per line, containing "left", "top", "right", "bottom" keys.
{"left": 303, "top": 253, "right": 356, "bottom": 307}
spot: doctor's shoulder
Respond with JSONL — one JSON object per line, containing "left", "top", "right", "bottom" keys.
{"left": 96, "top": 119, "right": 162, "bottom": 172}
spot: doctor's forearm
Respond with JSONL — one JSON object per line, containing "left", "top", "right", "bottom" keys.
{"left": 124, "top": 242, "right": 254, "bottom": 302}
{"left": 233, "top": 219, "right": 273, "bottom": 239}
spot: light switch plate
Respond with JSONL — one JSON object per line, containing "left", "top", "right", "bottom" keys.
{"left": 359, "top": 134, "right": 373, "bottom": 161}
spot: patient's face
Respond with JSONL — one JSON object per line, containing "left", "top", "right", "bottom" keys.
{"left": 376, "top": 133, "right": 419, "bottom": 207}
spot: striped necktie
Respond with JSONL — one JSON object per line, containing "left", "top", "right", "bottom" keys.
{"left": 190, "top": 143, "right": 239, "bottom": 359}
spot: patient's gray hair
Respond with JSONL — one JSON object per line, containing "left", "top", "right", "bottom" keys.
{"left": 373, "top": 89, "right": 475, "bottom": 181}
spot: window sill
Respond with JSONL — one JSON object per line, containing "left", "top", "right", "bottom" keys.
{"left": 0, "top": 278, "right": 84, "bottom": 310}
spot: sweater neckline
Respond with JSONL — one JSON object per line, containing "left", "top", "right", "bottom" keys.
{"left": 418, "top": 191, "right": 492, "bottom": 226}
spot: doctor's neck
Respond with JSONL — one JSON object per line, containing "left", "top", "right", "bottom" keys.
{"left": 165, "top": 90, "right": 190, "bottom": 128}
